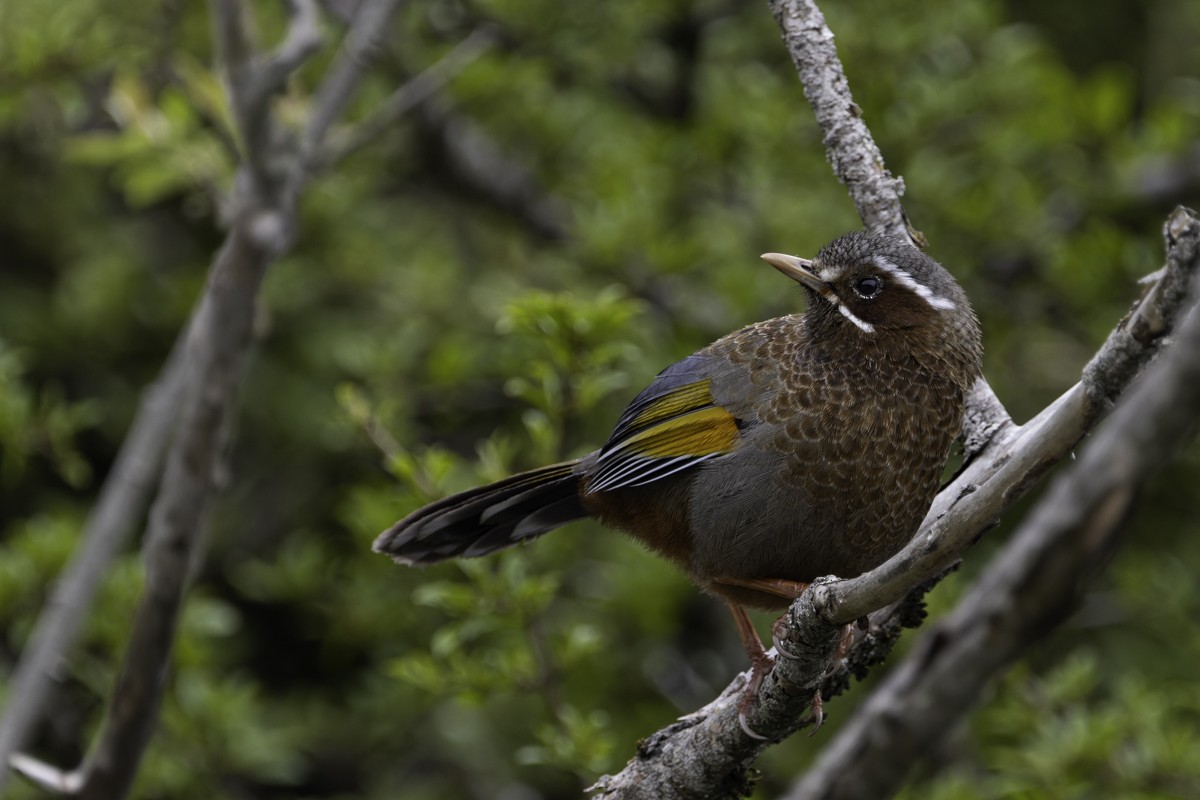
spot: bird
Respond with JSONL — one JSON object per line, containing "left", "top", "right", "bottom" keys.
{"left": 374, "top": 231, "right": 982, "bottom": 727}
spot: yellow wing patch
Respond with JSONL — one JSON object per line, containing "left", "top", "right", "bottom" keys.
{"left": 622, "top": 406, "right": 739, "bottom": 458}
{"left": 628, "top": 379, "right": 718, "bottom": 429}
{"left": 589, "top": 377, "right": 741, "bottom": 493}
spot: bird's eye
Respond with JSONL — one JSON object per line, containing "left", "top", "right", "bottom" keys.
{"left": 853, "top": 276, "right": 882, "bottom": 299}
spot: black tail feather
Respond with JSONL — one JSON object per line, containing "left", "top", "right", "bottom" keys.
{"left": 373, "top": 461, "right": 587, "bottom": 564}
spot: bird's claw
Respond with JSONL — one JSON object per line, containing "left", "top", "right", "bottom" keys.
{"left": 771, "top": 615, "right": 805, "bottom": 661}
{"left": 739, "top": 708, "right": 769, "bottom": 741}
{"left": 737, "top": 651, "right": 774, "bottom": 741}
{"left": 807, "top": 691, "right": 825, "bottom": 736}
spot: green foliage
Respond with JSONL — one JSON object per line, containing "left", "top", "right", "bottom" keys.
{"left": 905, "top": 654, "right": 1200, "bottom": 800}
{"left": 0, "top": 340, "right": 99, "bottom": 488}
{"left": 497, "top": 287, "right": 646, "bottom": 461}
{"left": 1, "top": 0, "right": 1199, "bottom": 798}
{"left": 66, "top": 67, "right": 233, "bottom": 207}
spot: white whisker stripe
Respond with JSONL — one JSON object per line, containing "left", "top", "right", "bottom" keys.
{"left": 837, "top": 304, "right": 875, "bottom": 333}
{"left": 872, "top": 256, "right": 957, "bottom": 311}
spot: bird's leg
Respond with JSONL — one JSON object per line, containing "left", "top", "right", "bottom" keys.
{"left": 714, "top": 576, "right": 810, "bottom": 601}
{"left": 716, "top": 579, "right": 814, "bottom": 739}
{"left": 725, "top": 602, "right": 772, "bottom": 741}
{"left": 714, "top": 575, "right": 813, "bottom": 659}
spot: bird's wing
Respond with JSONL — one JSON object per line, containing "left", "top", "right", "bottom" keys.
{"left": 586, "top": 355, "right": 742, "bottom": 493}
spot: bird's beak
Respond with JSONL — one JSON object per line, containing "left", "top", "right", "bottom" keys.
{"left": 761, "top": 253, "right": 824, "bottom": 293}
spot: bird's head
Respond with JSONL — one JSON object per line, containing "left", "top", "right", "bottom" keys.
{"left": 762, "top": 232, "right": 982, "bottom": 379}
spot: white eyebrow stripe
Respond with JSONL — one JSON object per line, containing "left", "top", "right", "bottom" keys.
{"left": 837, "top": 303, "right": 875, "bottom": 333}
{"left": 871, "top": 256, "right": 957, "bottom": 311}
{"left": 816, "top": 264, "right": 844, "bottom": 282}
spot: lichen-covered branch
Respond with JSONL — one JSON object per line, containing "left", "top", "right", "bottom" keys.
{"left": 785, "top": 216, "right": 1200, "bottom": 800}
{"left": 767, "top": 0, "right": 908, "bottom": 242}
{"left": 591, "top": 209, "right": 1200, "bottom": 799}
{"left": 592, "top": 3, "right": 1200, "bottom": 797}
{"left": 767, "top": 0, "right": 1013, "bottom": 451}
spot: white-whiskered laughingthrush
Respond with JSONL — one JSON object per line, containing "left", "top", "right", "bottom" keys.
{"left": 375, "top": 232, "right": 983, "bottom": 713}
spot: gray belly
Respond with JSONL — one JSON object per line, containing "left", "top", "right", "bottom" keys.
{"left": 685, "top": 418, "right": 951, "bottom": 586}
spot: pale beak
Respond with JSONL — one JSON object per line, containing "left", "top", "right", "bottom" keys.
{"left": 760, "top": 252, "right": 824, "bottom": 293}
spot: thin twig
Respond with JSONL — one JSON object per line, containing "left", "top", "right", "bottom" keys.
{"left": 315, "top": 24, "right": 497, "bottom": 170}
{"left": 303, "top": 0, "right": 407, "bottom": 160}
{"left": 250, "top": 0, "right": 324, "bottom": 110}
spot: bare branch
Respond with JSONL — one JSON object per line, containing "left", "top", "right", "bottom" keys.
{"left": 7, "top": 226, "right": 270, "bottom": 800}
{"left": 592, "top": 207, "right": 1200, "bottom": 799}
{"left": 767, "top": 0, "right": 909, "bottom": 242}
{"left": 4, "top": 3, "right": 408, "bottom": 793}
{"left": 0, "top": 331, "right": 189, "bottom": 795}
{"left": 830, "top": 207, "right": 1200, "bottom": 623}
{"left": 209, "top": 0, "right": 255, "bottom": 80}
{"left": 74, "top": 227, "right": 269, "bottom": 799}
{"left": 785, "top": 217, "right": 1200, "bottom": 800}
{"left": 315, "top": 25, "right": 497, "bottom": 170}
{"left": 766, "top": 0, "right": 1014, "bottom": 450}
{"left": 210, "top": 0, "right": 322, "bottom": 201}
{"left": 304, "top": 0, "right": 407, "bottom": 157}
{"left": 251, "top": 0, "right": 324, "bottom": 108}
{"left": 209, "top": 0, "right": 267, "bottom": 184}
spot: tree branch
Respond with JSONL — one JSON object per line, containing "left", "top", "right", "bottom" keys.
{"left": 303, "top": 0, "right": 406, "bottom": 161}
{"left": 0, "top": 326, "right": 189, "bottom": 794}
{"left": 251, "top": 0, "right": 324, "bottom": 111}
{"left": 4, "top": 2, "right": 407, "bottom": 795}
{"left": 767, "top": 0, "right": 909, "bottom": 242}
{"left": 767, "top": 0, "right": 1013, "bottom": 451}
{"left": 314, "top": 24, "right": 497, "bottom": 170}
{"left": 591, "top": 201, "right": 1200, "bottom": 794}
{"left": 72, "top": 226, "right": 270, "bottom": 799}
{"left": 8, "top": 224, "right": 274, "bottom": 800}
{"left": 591, "top": 4, "right": 1200, "bottom": 797}
{"left": 785, "top": 213, "right": 1200, "bottom": 800}
{"left": 413, "top": 94, "right": 571, "bottom": 240}
{"left": 210, "top": 0, "right": 270, "bottom": 192}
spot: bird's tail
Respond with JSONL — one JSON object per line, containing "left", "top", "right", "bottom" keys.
{"left": 373, "top": 461, "right": 588, "bottom": 564}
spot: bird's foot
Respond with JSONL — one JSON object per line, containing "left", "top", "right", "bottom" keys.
{"left": 833, "top": 621, "right": 855, "bottom": 661}
{"left": 770, "top": 618, "right": 855, "bottom": 736}
{"left": 738, "top": 650, "right": 773, "bottom": 741}
{"left": 723, "top": 601, "right": 776, "bottom": 741}
{"left": 770, "top": 614, "right": 804, "bottom": 661}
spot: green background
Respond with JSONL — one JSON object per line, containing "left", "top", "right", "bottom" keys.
{"left": 1, "top": 0, "right": 1198, "bottom": 797}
